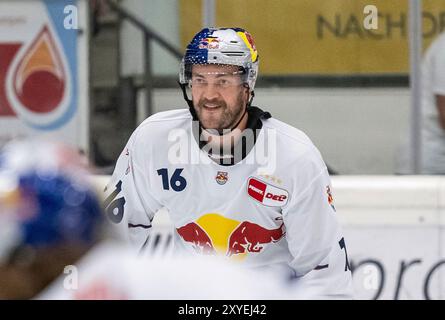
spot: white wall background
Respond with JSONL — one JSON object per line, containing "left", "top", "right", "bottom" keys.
{"left": 120, "top": 0, "right": 180, "bottom": 77}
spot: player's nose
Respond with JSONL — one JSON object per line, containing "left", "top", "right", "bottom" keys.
{"left": 202, "top": 83, "right": 220, "bottom": 100}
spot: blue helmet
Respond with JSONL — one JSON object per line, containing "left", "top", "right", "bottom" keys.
{"left": 0, "top": 139, "right": 103, "bottom": 262}
{"left": 179, "top": 27, "right": 259, "bottom": 92}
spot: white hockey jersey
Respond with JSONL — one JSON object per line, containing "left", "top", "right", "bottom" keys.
{"left": 105, "top": 109, "right": 353, "bottom": 299}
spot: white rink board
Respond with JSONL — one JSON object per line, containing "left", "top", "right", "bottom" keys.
{"left": 94, "top": 175, "right": 445, "bottom": 300}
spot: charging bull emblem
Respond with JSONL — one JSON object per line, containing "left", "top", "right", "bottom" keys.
{"left": 176, "top": 213, "right": 285, "bottom": 259}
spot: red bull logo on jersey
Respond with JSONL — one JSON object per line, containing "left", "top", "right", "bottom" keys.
{"left": 176, "top": 213, "right": 285, "bottom": 259}
{"left": 226, "top": 221, "right": 285, "bottom": 256}
{"left": 176, "top": 221, "right": 216, "bottom": 254}
{"left": 247, "top": 177, "right": 289, "bottom": 207}
{"left": 215, "top": 171, "right": 228, "bottom": 185}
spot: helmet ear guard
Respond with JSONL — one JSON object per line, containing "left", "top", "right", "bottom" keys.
{"left": 178, "top": 80, "right": 197, "bottom": 120}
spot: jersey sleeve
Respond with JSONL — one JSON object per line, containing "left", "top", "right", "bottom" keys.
{"left": 287, "top": 237, "right": 354, "bottom": 299}
{"left": 281, "top": 149, "right": 353, "bottom": 298}
{"left": 281, "top": 149, "right": 341, "bottom": 277}
{"left": 104, "top": 130, "right": 163, "bottom": 251}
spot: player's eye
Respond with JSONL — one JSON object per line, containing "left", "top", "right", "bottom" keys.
{"left": 217, "top": 78, "right": 234, "bottom": 88}
{"left": 191, "top": 78, "right": 207, "bottom": 87}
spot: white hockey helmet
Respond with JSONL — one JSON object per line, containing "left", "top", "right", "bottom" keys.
{"left": 179, "top": 27, "right": 259, "bottom": 91}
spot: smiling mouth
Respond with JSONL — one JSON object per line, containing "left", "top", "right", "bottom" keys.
{"left": 202, "top": 104, "right": 221, "bottom": 110}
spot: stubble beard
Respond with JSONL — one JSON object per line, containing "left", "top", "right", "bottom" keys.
{"left": 195, "top": 94, "right": 246, "bottom": 133}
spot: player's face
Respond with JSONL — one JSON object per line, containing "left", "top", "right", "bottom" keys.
{"left": 190, "top": 64, "right": 249, "bottom": 131}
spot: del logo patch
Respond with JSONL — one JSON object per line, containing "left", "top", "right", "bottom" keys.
{"left": 247, "top": 177, "right": 289, "bottom": 207}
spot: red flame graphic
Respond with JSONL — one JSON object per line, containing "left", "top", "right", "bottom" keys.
{"left": 13, "top": 25, "right": 65, "bottom": 113}
{"left": 0, "top": 44, "right": 20, "bottom": 116}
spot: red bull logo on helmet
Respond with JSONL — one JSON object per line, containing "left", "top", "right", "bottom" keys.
{"left": 199, "top": 37, "right": 220, "bottom": 50}
{"left": 176, "top": 213, "right": 285, "bottom": 259}
{"left": 247, "top": 177, "right": 289, "bottom": 207}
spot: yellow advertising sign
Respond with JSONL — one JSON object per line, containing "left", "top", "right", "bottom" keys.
{"left": 180, "top": 0, "right": 445, "bottom": 75}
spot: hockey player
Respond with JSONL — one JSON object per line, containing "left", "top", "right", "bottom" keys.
{"left": 105, "top": 27, "right": 353, "bottom": 299}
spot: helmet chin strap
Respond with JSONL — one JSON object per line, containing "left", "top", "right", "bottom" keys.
{"left": 179, "top": 81, "right": 199, "bottom": 120}
{"left": 179, "top": 82, "right": 255, "bottom": 136}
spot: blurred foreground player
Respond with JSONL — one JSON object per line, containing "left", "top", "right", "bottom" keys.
{"left": 0, "top": 139, "right": 103, "bottom": 299}
{"left": 106, "top": 27, "right": 353, "bottom": 299}
{"left": 0, "top": 139, "right": 287, "bottom": 300}
{"left": 39, "top": 247, "right": 291, "bottom": 300}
